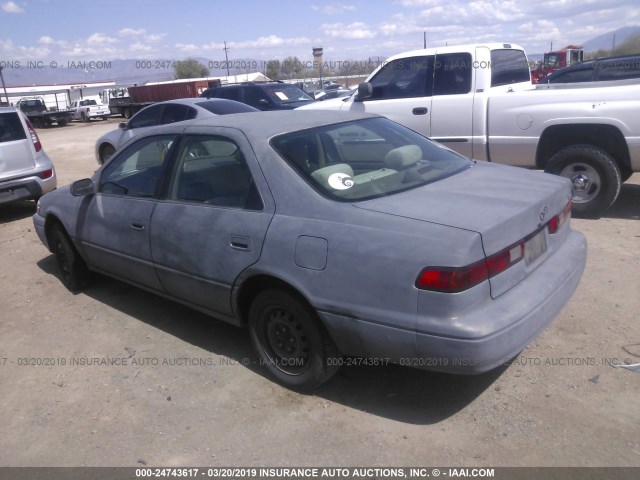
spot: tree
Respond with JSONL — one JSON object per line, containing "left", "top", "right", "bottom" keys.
{"left": 281, "top": 56, "right": 306, "bottom": 79}
{"left": 265, "top": 60, "right": 281, "bottom": 80}
{"left": 174, "top": 58, "right": 210, "bottom": 79}
{"left": 586, "top": 34, "right": 640, "bottom": 59}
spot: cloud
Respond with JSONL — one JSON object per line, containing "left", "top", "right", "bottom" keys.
{"left": 118, "top": 28, "right": 146, "bottom": 37}
{"left": 87, "top": 33, "right": 119, "bottom": 45}
{"left": 144, "top": 33, "right": 165, "bottom": 42}
{"left": 311, "top": 4, "right": 356, "bottom": 15}
{"left": 130, "top": 42, "right": 152, "bottom": 52}
{"left": 2, "top": 1, "right": 24, "bottom": 13}
{"left": 322, "top": 22, "right": 376, "bottom": 39}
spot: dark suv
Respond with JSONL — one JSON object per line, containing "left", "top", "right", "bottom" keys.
{"left": 546, "top": 54, "right": 640, "bottom": 83}
{"left": 201, "top": 82, "right": 314, "bottom": 110}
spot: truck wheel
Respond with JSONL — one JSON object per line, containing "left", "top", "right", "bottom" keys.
{"left": 50, "top": 223, "right": 91, "bottom": 291}
{"left": 249, "top": 289, "right": 341, "bottom": 391}
{"left": 102, "top": 115, "right": 109, "bottom": 121}
{"left": 58, "top": 119, "right": 67, "bottom": 127}
{"left": 545, "top": 145, "right": 621, "bottom": 218}
{"left": 123, "top": 108, "right": 132, "bottom": 119}
{"left": 81, "top": 112, "right": 89, "bottom": 122}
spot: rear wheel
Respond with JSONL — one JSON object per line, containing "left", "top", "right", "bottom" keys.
{"left": 249, "top": 289, "right": 341, "bottom": 390}
{"left": 50, "top": 223, "right": 91, "bottom": 291}
{"left": 123, "top": 108, "right": 132, "bottom": 119}
{"left": 545, "top": 145, "right": 621, "bottom": 218}
{"left": 102, "top": 115, "right": 109, "bottom": 121}
{"left": 81, "top": 112, "right": 89, "bottom": 122}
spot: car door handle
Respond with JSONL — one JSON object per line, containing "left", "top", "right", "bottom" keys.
{"left": 130, "top": 223, "right": 145, "bottom": 231}
{"left": 412, "top": 107, "right": 428, "bottom": 115}
{"left": 230, "top": 235, "right": 252, "bottom": 251}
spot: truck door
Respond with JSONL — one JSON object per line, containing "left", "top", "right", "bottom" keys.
{"left": 348, "top": 55, "right": 434, "bottom": 138}
{"left": 429, "top": 52, "right": 475, "bottom": 158}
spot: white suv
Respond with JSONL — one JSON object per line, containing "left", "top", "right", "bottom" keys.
{"left": 0, "top": 107, "right": 56, "bottom": 204}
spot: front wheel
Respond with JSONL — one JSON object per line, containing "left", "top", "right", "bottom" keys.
{"left": 545, "top": 145, "right": 621, "bottom": 218}
{"left": 50, "top": 223, "right": 91, "bottom": 291}
{"left": 249, "top": 289, "right": 341, "bottom": 390}
{"left": 99, "top": 144, "right": 116, "bottom": 164}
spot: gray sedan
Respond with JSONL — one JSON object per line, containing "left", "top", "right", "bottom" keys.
{"left": 94, "top": 98, "right": 258, "bottom": 164}
{"left": 33, "top": 111, "right": 586, "bottom": 390}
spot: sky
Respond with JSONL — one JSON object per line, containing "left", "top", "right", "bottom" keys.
{"left": 1, "top": 0, "right": 640, "bottom": 66}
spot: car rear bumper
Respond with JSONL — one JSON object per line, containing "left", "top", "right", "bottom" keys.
{"left": 0, "top": 171, "right": 56, "bottom": 204}
{"left": 319, "top": 229, "right": 587, "bottom": 374}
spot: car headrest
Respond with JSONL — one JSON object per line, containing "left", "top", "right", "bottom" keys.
{"left": 384, "top": 145, "right": 422, "bottom": 170}
{"left": 311, "top": 163, "right": 355, "bottom": 189}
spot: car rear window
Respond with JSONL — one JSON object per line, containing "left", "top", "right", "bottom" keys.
{"left": 195, "top": 100, "right": 258, "bottom": 114}
{"left": 261, "top": 84, "right": 313, "bottom": 104}
{"left": 271, "top": 117, "right": 471, "bottom": 202}
{"left": 0, "top": 112, "right": 27, "bottom": 143}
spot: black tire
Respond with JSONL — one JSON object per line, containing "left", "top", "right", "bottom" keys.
{"left": 58, "top": 119, "right": 67, "bottom": 127}
{"left": 99, "top": 144, "right": 116, "bottom": 164}
{"left": 81, "top": 112, "right": 89, "bottom": 122}
{"left": 248, "top": 289, "right": 341, "bottom": 391}
{"left": 50, "top": 223, "right": 91, "bottom": 291}
{"left": 123, "top": 108, "right": 132, "bottom": 119}
{"left": 545, "top": 144, "right": 621, "bottom": 218}
{"left": 102, "top": 115, "right": 109, "bottom": 121}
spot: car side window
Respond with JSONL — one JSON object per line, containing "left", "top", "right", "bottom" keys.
{"left": 433, "top": 53, "right": 472, "bottom": 95}
{"left": 100, "top": 135, "right": 177, "bottom": 197}
{"left": 128, "top": 105, "right": 162, "bottom": 129}
{"left": 552, "top": 68, "right": 593, "bottom": 83}
{"left": 367, "top": 55, "right": 434, "bottom": 100}
{"left": 168, "top": 135, "right": 260, "bottom": 209}
{"left": 160, "top": 104, "right": 197, "bottom": 124}
{"left": 217, "top": 87, "right": 241, "bottom": 101}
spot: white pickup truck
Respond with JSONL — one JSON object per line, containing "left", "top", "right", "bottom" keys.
{"left": 70, "top": 98, "right": 110, "bottom": 122}
{"left": 299, "top": 43, "right": 640, "bottom": 217}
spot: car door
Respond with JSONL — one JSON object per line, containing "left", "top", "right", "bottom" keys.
{"left": 77, "top": 134, "right": 178, "bottom": 291}
{"left": 347, "top": 55, "right": 434, "bottom": 137}
{"left": 149, "top": 128, "right": 275, "bottom": 320}
{"left": 429, "top": 52, "right": 474, "bottom": 158}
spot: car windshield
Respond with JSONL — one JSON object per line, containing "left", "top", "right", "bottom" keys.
{"left": 261, "top": 84, "right": 314, "bottom": 104}
{"left": 271, "top": 117, "right": 472, "bottom": 201}
{"left": 195, "top": 100, "right": 257, "bottom": 114}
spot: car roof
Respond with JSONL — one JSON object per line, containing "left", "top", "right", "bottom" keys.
{"left": 183, "top": 110, "right": 381, "bottom": 138}
{"left": 0, "top": 106, "right": 19, "bottom": 114}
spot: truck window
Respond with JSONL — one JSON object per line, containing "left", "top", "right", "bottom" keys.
{"left": 433, "top": 53, "right": 472, "bottom": 95}
{"left": 367, "top": 56, "right": 434, "bottom": 100}
{"left": 490, "top": 49, "right": 530, "bottom": 87}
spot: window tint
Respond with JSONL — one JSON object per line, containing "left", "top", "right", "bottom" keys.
{"left": 100, "top": 135, "right": 176, "bottom": 197}
{"left": 0, "top": 112, "right": 27, "bottom": 143}
{"left": 549, "top": 68, "right": 594, "bottom": 83}
{"left": 433, "top": 53, "right": 472, "bottom": 95}
{"left": 243, "top": 86, "right": 270, "bottom": 107}
{"left": 168, "top": 135, "right": 258, "bottom": 209}
{"left": 272, "top": 117, "right": 471, "bottom": 202}
{"left": 491, "top": 49, "right": 531, "bottom": 86}
{"left": 217, "top": 87, "right": 241, "bottom": 101}
{"left": 128, "top": 105, "right": 162, "bottom": 129}
{"left": 597, "top": 59, "right": 640, "bottom": 81}
{"left": 195, "top": 100, "right": 258, "bottom": 114}
{"left": 368, "top": 56, "right": 433, "bottom": 100}
{"left": 160, "top": 104, "right": 197, "bottom": 124}
{"left": 259, "top": 84, "right": 313, "bottom": 104}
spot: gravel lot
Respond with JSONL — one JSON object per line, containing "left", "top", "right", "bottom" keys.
{"left": 0, "top": 119, "right": 639, "bottom": 468}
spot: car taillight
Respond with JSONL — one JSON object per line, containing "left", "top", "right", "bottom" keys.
{"left": 548, "top": 201, "right": 571, "bottom": 234}
{"left": 416, "top": 241, "right": 524, "bottom": 293}
{"left": 37, "top": 169, "right": 53, "bottom": 179}
{"left": 26, "top": 119, "right": 42, "bottom": 152}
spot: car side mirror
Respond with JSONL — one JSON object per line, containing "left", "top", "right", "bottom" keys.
{"left": 355, "top": 82, "right": 373, "bottom": 102}
{"left": 118, "top": 122, "right": 128, "bottom": 130}
{"left": 71, "top": 178, "right": 95, "bottom": 196}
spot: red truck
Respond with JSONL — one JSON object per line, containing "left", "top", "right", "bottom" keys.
{"left": 101, "top": 80, "right": 220, "bottom": 118}
{"left": 531, "top": 45, "right": 584, "bottom": 83}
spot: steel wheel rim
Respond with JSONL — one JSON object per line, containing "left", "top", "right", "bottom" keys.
{"left": 261, "top": 306, "right": 310, "bottom": 375}
{"left": 560, "top": 162, "right": 601, "bottom": 204}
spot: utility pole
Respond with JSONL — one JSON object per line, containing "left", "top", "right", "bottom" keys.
{"left": 0, "top": 66, "right": 9, "bottom": 106}
{"left": 611, "top": 33, "right": 616, "bottom": 54}
{"left": 223, "top": 41, "right": 231, "bottom": 78}
{"left": 423, "top": 31, "right": 426, "bottom": 49}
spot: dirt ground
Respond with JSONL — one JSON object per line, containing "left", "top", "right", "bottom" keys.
{"left": 0, "top": 119, "right": 638, "bottom": 468}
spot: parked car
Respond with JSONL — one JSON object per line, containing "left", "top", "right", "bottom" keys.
{"left": 545, "top": 54, "right": 640, "bottom": 83}
{"left": 0, "top": 107, "right": 56, "bottom": 205}
{"left": 70, "top": 98, "right": 111, "bottom": 122}
{"left": 200, "top": 82, "right": 315, "bottom": 110}
{"left": 94, "top": 98, "right": 257, "bottom": 164}
{"left": 34, "top": 111, "right": 586, "bottom": 390}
